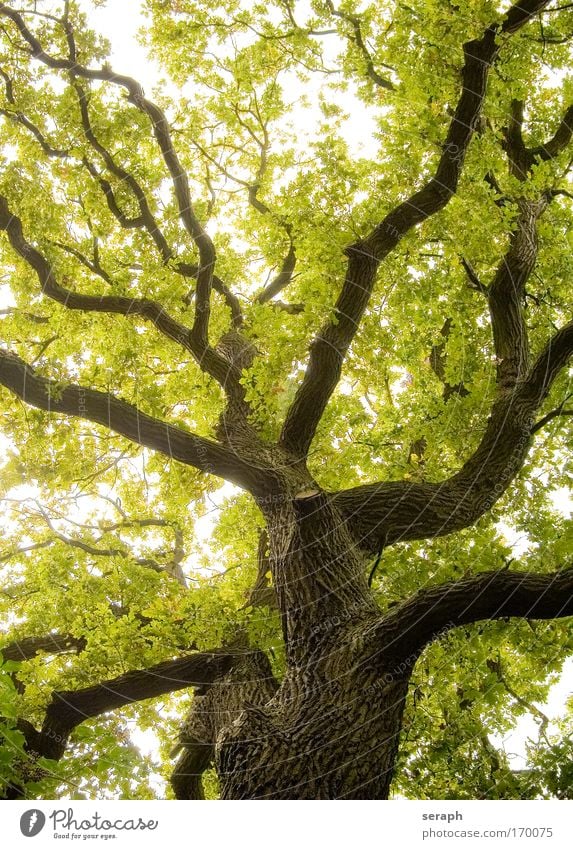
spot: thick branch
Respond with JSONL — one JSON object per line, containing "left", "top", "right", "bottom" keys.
{"left": 487, "top": 197, "right": 547, "bottom": 389}
{"left": 0, "top": 195, "right": 242, "bottom": 391}
{"left": 377, "top": 566, "right": 573, "bottom": 663}
{"left": 1, "top": 633, "right": 86, "bottom": 662}
{"left": 494, "top": 100, "right": 573, "bottom": 393}
{"left": 171, "top": 741, "right": 212, "bottom": 799}
{"left": 280, "top": 0, "right": 551, "bottom": 458}
{"left": 0, "top": 349, "right": 267, "bottom": 494}
{"left": 38, "top": 649, "right": 239, "bottom": 760}
{"left": 503, "top": 99, "right": 573, "bottom": 174}
{"left": 502, "top": 99, "right": 530, "bottom": 180}
{"left": 480, "top": 93, "right": 572, "bottom": 404}
{"left": 333, "top": 320, "right": 573, "bottom": 553}
{"left": 0, "top": 5, "right": 222, "bottom": 362}
{"left": 526, "top": 319, "right": 573, "bottom": 399}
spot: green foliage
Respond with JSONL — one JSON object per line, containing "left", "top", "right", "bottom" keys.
{"left": 0, "top": 0, "right": 571, "bottom": 800}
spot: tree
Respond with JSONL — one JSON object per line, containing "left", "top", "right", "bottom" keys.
{"left": 0, "top": 0, "right": 572, "bottom": 800}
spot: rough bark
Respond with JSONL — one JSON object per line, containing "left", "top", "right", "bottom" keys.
{"left": 215, "top": 498, "right": 410, "bottom": 799}
{"left": 171, "top": 649, "right": 278, "bottom": 798}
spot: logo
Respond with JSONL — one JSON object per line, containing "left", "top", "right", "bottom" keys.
{"left": 20, "top": 810, "right": 46, "bottom": 837}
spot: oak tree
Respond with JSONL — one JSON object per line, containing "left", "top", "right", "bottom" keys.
{"left": 0, "top": 0, "right": 572, "bottom": 799}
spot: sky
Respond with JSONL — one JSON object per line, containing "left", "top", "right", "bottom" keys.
{"left": 79, "top": 0, "right": 152, "bottom": 83}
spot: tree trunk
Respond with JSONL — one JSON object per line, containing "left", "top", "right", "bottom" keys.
{"left": 216, "top": 666, "right": 410, "bottom": 799}
{"left": 213, "top": 492, "right": 412, "bottom": 799}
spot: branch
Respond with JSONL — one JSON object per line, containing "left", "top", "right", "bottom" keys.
{"left": 18, "top": 503, "right": 188, "bottom": 583}
{"left": 0, "top": 195, "right": 242, "bottom": 391}
{"left": 503, "top": 98, "right": 573, "bottom": 174}
{"left": 177, "top": 262, "right": 243, "bottom": 329}
{"left": 377, "top": 566, "right": 573, "bottom": 663}
{"left": 243, "top": 529, "right": 277, "bottom": 610}
{"left": 1, "top": 633, "right": 86, "bottom": 662}
{"left": 489, "top": 657, "right": 550, "bottom": 741}
{"left": 461, "top": 257, "right": 488, "bottom": 295}
{"left": 0, "top": 539, "right": 51, "bottom": 563}
{"left": 1, "top": 66, "right": 244, "bottom": 344}
{"left": 194, "top": 120, "right": 299, "bottom": 308}
{"left": 53, "top": 239, "right": 112, "bottom": 286}
{"left": 24, "top": 508, "right": 185, "bottom": 584}
{"left": 530, "top": 103, "right": 573, "bottom": 162}
{"left": 0, "top": 349, "right": 267, "bottom": 494}
{"left": 37, "top": 649, "right": 240, "bottom": 760}
{"left": 333, "top": 319, "right": 573, "bottom": 553}
{"left": 0, "top": 6, "right": 220, "bottom": 360}
{"left": 262, "top": 299, "right": 304, "bottom": 314}
{"left": 256, "top": 236, "right": 298, "bottom": 305}
{"left": 324, "top": 0, "right": 395, "bottom": 91}
{"left": 531, "top": 404, "right": 573, "bottom": 434}
{"left": 0, "top": 308, "right": 48, "bottom": 324}
{"left": 0, "top": 106, "right": 68, "bottom": 158}
{"left": 429, "top": 318, "right": 469, "bottom": 401}
{"left": 73, "top": 80, "right": 172, "bottom": 262}
{"left": 484, "top": 170, "right": 508, "bottom": 206}
{"left": 280, "top": 0, "right": 551, "bottom": 458}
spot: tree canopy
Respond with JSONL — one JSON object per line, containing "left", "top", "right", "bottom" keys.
{"left": 0, "top": 0, "right": 572, "bottom": 800}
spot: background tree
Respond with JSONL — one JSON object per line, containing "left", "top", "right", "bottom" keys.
{"left": 0, "top": 0, "right": 572, "bottom": 800}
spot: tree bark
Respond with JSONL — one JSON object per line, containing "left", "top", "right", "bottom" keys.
{"left": 212, "top": 495, "right": 411, "bottom": 799}
{"left": 216, "top": 670, "right": 409, "bottom": 799}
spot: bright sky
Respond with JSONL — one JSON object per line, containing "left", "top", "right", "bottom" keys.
{"left": 79, "top": 1, "right": 151, "bottom": 81}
